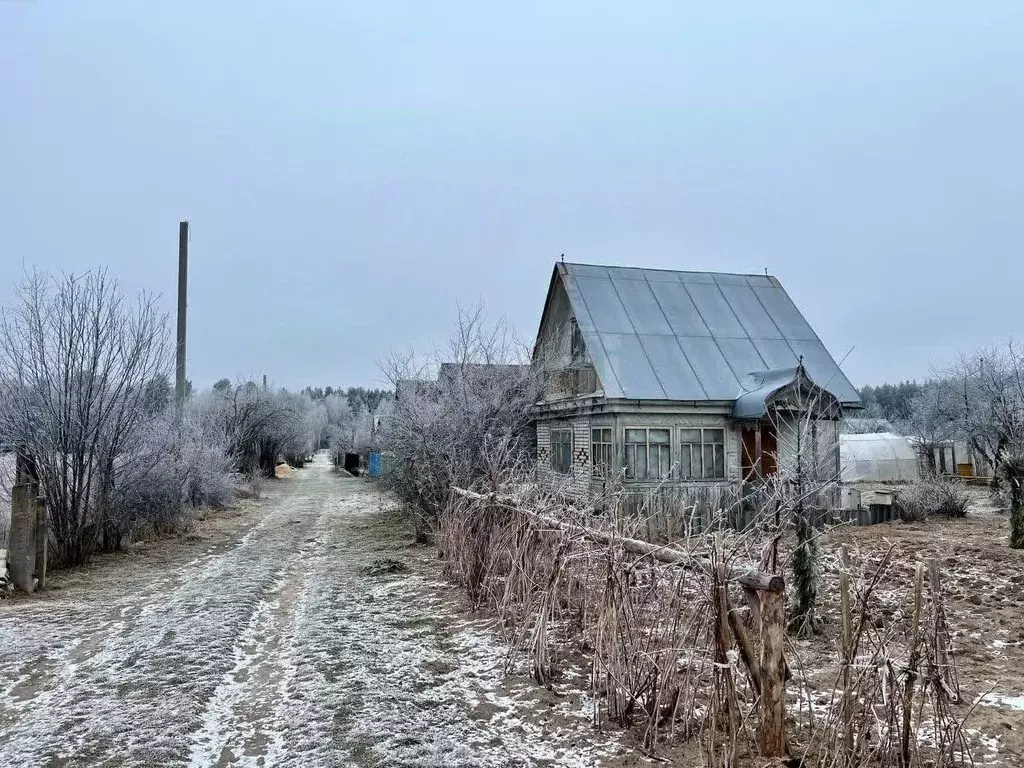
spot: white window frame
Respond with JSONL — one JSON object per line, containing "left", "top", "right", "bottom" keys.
{"left": 551, "top": 428, "right": 573, "bottom": 475}
{"left": 591, "top": 427, "right": 613, "bottom": 478}
{"left": 679, "top": 427, "right": 727, "bottom": 480}
{"left": 623, "top": 426, "right": 672, "bottom": 480}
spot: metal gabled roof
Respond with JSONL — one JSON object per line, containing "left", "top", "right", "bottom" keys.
{"left": 556, "top": 262, "right": 861, "bottom": 406}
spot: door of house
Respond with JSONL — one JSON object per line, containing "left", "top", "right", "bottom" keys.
{"left": 761, "top": 424, "right": 778, "bottom": 477}
{"left": 740, "top": 423, "right": 779, "bottom": 480}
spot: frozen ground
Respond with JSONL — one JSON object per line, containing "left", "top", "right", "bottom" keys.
{"left": 0, "top": 453, "right": 628, "bottom": 767}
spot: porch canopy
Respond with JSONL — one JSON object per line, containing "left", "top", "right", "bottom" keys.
{"left": 731, "top": 365, "right": 842, "bottom": 421}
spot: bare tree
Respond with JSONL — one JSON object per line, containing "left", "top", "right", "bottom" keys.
{"left": 191, "top": 380, "right": 320, "bottom": 476}
{"left": 377, "top": 304, "right": 540, "bottom": 542}
{"left": 0, "top": 270, "right": 170, "bottom": 567}
{"left": 900, "top": 380, "right": 960, "bottom": 475}
{"left": 950, "top": 343, "right": 1024, "bottom": 476}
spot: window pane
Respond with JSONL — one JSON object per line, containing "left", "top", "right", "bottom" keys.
{"left": 601, "top": 428, "right": 612, "bottom": 442}
{"left": 636, "top": 448, "right": 648, "bottom": 479}
{"left": 705, "top": 429, "right": 725, "bottom": 444}
{"left": 680, "top": 445, "right": 694, "bottom": 479}
{"left": 649, "top": 428, "right": 670, "bottom": 444}
{"left": 625, "top": 429, "right": 645, "bottom": 444}
{"left": 680, "top": 428, "right": 702, "bottom": 444}
{"left": 714, "top": 445, "right": 726, "bottom": 478}
{"left": 702, "top": 445, "right": 715, "bottom": 479}
{"left": 658, "top": 445, "right": 671, "bottom": 477}
{"left": 625, "top": 444, "right": 636, "bottom": 478}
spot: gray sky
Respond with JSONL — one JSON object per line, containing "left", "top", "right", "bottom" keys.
{"left": 3, "top": 2, "right": 1022, "bottom": 391}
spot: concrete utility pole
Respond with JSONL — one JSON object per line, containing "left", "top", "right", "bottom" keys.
{"left": 176, "top": 220, "right": 189, "bottom": 422}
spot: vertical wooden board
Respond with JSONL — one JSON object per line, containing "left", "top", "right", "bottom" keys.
{"left": 758, "top": 588, "right": 787, "bottom": 757}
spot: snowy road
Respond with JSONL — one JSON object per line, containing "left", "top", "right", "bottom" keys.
{"left": 0, "top": 454, "right": 622, "bottom": 768}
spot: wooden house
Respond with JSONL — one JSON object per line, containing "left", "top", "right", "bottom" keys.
{"left": 531, "top": 262, "right": 861, "bottom": 494}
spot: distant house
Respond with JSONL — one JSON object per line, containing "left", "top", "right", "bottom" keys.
{"left": 531, "top": 262, "right": 861, "bottom": 494}
{"left": 437, "top": 362, "right": 532, "bottom": 391}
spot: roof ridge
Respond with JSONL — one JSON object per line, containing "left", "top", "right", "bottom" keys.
{"left": 559, "top": 261, "right": 775, "bottom": 279}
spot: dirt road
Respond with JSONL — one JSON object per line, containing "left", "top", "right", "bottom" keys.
{"left": 0, "top": 454, "right": 621, "bottom": 768}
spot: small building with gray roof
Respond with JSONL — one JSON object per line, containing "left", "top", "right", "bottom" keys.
{"left": 531, "top": 261, "right": 860, "bottom": 495}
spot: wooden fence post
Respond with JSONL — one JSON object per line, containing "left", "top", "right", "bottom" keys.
{"left": 839, "top": 561, "right": 854, "bottom": 763}
{"left": 759, "top": 586, "right": 787, "bottom": 758}
{"left": 900, "top": 562, "right": 925, "bottom": 767}
{"left": 927, "top": 558, "right": 959, "bottom": 702}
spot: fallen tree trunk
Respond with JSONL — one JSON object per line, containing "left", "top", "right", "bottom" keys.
{"left": 450, "top": 486, "right": 784, "bottom": 592}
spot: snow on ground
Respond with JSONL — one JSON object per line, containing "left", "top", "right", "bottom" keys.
{"left": 0, "top": 454, "right": 630, "bottom": 767}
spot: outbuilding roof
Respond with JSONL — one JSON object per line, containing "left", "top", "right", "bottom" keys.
{"left": 554, "top": 262, "right": 860, "bottom": 405}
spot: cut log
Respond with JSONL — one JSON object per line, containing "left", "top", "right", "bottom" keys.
{"left": 451, "top": 487, "right": 785, "bottom": 592}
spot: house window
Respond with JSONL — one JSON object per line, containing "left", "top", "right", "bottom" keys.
{"left": 551, "top": 429, "right": 573, "bottom": 475}
{"left": 679, "top": 428, "right": 726, "bottom": 479}
{"left": 592, "top": 428, "right": 613, "bottom": 478}
{"left": 624, "top": 428, "right": 671, "bottom": 480}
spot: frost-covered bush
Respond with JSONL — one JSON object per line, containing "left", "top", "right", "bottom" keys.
{"left": 191, "top": 382, "right": 321, "bottom": 477}
{"left": 378, "top": 306, "right": 539, "bottom": 540}
{"left": 0, "top": 269, "right": 170, "bottom": 567}
{"left": 102, "top": 407, "right": 236, "bottom": 550}
{"left": 896, "top": 477, "right": 970, "bottom": 522}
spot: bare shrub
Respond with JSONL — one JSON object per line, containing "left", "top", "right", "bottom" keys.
{"left": 806, "top": 550, "right": 968, "bottom": 768}
{"left": 0, "top": 270, "right": 170, "bottom": 567}
{"left": 896, "top": 478, "right": 971, "bottom": 522}
{"left": 378, "top": 304, "right": 540, "bottom": 541}
{"left": 192, "top": 381, "right": 321, "bottom": 477}
{"left": 102, "top": 403, "right": 235, "bottom": 550}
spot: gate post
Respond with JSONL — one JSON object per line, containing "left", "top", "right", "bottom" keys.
{"left": 9, "top": 482, "right": 38, "bottom": 592}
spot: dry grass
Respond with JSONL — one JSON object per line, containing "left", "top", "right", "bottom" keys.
{"left": 434, "top": 482, "right": 991, "bottom": 767}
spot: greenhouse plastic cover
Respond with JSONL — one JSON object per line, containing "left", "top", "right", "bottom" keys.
{"left": 840, "top": 432, "right": 920, "bottom": 483}
{"left": 558, "top": 263, "right": 861, "bottom": 405}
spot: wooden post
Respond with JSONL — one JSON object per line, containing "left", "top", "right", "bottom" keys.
{"left": 900, "top": 562, "right": 924, "bottom": 767}
{"left": 927, "top": 558, "right": 959, "bottom": 702}
{"left": 839, "top": 546, "right": 854, "bottom": 764}
{"left": 714, "top": 563, "right": 737, "bottom": 732}
{"left": 175, "top": 220, "right": 189, "bottom": 424}
{"left": 727, "top": 586, "right": 762, "bottom": 696}
{"left": 758, "top": 587, "right": 787, "bottom": 758}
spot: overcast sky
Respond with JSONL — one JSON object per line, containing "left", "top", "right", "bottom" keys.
{"left": 3, "top": 2, "right": 1022, "bottom": 391}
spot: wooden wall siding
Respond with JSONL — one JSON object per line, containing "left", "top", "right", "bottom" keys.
{"left": 773, "top": 416, "right": 840, "bottom": 481}
{"left": 537, "top": 409, "right": 859, "bottom": 494}
{"left": 537, "top": 420, "right": 551, "bottom": 463}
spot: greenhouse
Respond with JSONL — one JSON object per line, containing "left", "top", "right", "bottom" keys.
{"left": 839, "top": 432, "right": 920, "bottom": 483}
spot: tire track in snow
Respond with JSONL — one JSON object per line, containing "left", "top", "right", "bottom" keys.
{"left": 1, "top": 455, "right": 628, "bottom": 767}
